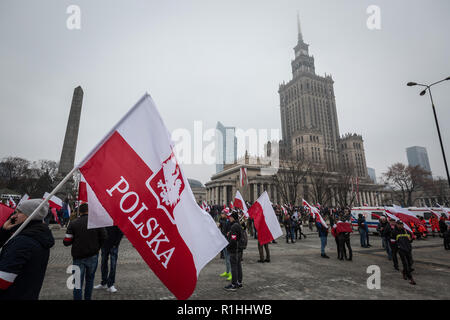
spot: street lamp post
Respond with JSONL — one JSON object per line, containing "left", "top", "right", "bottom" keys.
{"left": 407, "top": 77, "right": 450, "bottom": 190}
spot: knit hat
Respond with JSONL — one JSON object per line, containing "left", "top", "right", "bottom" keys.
{"left": 16, "top": 199, "right": 49, "bottom": 221}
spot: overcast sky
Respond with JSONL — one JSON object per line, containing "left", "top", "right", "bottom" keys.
{"left": 1, "top": 0, "right": 449, "bottom": 184}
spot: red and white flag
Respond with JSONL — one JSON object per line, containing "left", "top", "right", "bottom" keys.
{"left": 229, "top": 201, "right": 234, "bottom": 209}
{"left": 43, "top": 192, "right": 63, "bottom": 211}
{"left": 383, "top": 209, "right": 413, "bottom": 233}
{"left": 302, "top": 199, "right": 327, "bottom": 228}
{"left": 78, "top": 178, "right": 88, "bottom": 204}
{"left": 77, "top": 94, "right": 227, "bottom": 300}
{"left": 233, "top": 190, "right": 248, "bottom": 218}
{"left": 239, "top": 167, "right": 248, "bottom": 187}
{"left": 248, "top": 191, "right": 282, "bottom": 245}
{"left": 7, "top": 197, "right": 16, "bottom": 209}
{"left": 0, "top": 203, "right": 14, "bottom": 227}
{"left": 388, "top": 205, "right": 421, "bottom": 226}
{"left": 200, "top": 201, "right": 209, "bottom": 212}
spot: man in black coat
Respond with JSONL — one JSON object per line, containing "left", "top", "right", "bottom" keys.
{"left": 0, "top": 199, "right": 54, "bottom": 300}
{"left": 224, "top": 212, "right": 243, "bottom": 291}
{"left": 377, "top": 216, "right": 392, "bottom": 260}
{"left": 63, "top": 203, "right": 107, "bottom": 300}
{"left": 94, "top": 226, "right": 124, "bottom": 293}
{"left": 391, "top": 221, "right": 416, "bottom": 285}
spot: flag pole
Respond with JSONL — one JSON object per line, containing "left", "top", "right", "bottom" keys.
{"left": 0, "top": 166, "right": 78, "bottom": 250}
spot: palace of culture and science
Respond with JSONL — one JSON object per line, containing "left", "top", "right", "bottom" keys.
{"left": 205, "top": 18, "right": 387, "bottom": 207}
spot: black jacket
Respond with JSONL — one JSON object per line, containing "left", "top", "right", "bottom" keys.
{"left": 104, "top": 226, "right": 124, "bottom": 249}
{"left": 377, "top": 221, "right": 391, "bottom": 239}
{"left": 63, "top": 215, "right": 107, "bottom": 259}
{"left": 391, "top": 227, "right": 412, "bottom": 253}
{"left": 227, "top": 221, "right": 242, "bottom": 252}
{"left": 439, "top": 220, "right": 448, "bottom": 233}
{"left": 219, "top": 217, "right": 230, "bottom": 236}
{"left": 0, "top": 220, "right": 55, "bottom": 300}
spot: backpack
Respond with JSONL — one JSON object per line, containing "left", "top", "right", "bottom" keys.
{"left": 239, "top": 227, "right": 248, "bottom": 250}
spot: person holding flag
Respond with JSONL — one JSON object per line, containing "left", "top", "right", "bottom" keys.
{"left": 248, "top": 192, "right": 282, "bottom": 263}
{"left": 224, "top": 211, "right": 244, "bottom": 291}
{"left": 0, "top": 199, "right": 54, "bottom": 300}
{"left": 218, "top": 209, "right": 232, "bottom": 281}
{"left": 391, "top": 220, "right": 416, "bottom": 285}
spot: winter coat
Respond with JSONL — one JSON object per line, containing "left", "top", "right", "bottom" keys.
{"left": 227, "top": 221, "right": 242, "bottom": 253}
{"left": 0, "top": 221, "right": 55, "bottom": 300}
{"left": 63, "top": 214, "right": 107, "bottom": 260}
{"left": 377, "top": 221, "right": 391, "bottom": 239}
{"left": 103, "top": 226, "right": 124, "bottom": 249}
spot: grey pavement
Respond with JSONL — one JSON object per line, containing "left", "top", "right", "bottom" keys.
{"left": 39, "top": 225, "right": 450, "bottom": 300}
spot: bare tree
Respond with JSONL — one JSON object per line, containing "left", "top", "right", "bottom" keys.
{"left": 421, "top": 177, "right": 450, "bottom": 206}
{"left": 309, "top": 166, "right": 333, "bottom": 206}
{"left": 332, "top": 164, "right": 358, "bottom": 208}
{"left": 383, "top": 163, "right": 431, "bottom": 207}
{"left": 272, "top": 157, "right": 311, "bottom": 205}
{"left": 0, "top": 157, "right": 59, "bottom": 197}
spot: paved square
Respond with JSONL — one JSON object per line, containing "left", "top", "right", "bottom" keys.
{"left": 40, "top": 226, "right": 450, "bottom": 300}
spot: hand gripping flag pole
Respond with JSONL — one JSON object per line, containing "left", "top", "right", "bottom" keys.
{"left": 0, "top": 166, "right": 78, "bottom": 250}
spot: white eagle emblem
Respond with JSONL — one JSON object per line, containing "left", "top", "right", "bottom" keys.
{"left": 157, "top": 158, "right": 182, "bottom": 207}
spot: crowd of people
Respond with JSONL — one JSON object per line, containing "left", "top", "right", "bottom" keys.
{"left": 0, "top": 199, "right": 123, "bottom": 300}
{"left": 208, "top": 202, "right": 450, "bottom": 290}
{"left": 0, "top": 197, "right": 449, "bottom": 299}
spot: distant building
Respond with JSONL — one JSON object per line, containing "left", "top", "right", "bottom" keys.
{"left": 406, "top": 146, "right": 431, "bottom": 174}
{"left": 215, "top": 121, "right": 237, "bottom": 173}
{"left": 277, "top": 16, "right": 368, "bottom": 177}
{"left": 367, "top": 167, "right": 377, "bottom": 184}
{"left": 188, "top": 179, "right": 206, "bottom": 204}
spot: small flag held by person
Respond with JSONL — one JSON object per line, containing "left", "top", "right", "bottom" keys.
{"left": 248, "top": 191, "right": 282, "bottom": 245}
{"left": 233, "top": 190, "right": 248, "bottom": 218}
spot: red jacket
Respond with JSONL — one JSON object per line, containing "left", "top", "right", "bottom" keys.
{"left": 336, "top": 221, "right": 353, "bottom": 234}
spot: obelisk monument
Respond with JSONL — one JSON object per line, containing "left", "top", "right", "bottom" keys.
{"left": 56, "top": 86, "right": 83, "bottom": 194}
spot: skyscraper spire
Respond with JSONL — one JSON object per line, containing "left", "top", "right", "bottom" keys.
{"left": 297, "top": 12, "right": 303, "bottom": 42}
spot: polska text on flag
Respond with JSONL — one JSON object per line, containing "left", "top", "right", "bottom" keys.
{"left": 77, "top": 93, "right": 228, "bottom": 300}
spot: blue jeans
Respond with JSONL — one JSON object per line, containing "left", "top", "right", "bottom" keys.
{"left": 222, "top": 248, "right": 231, "bottom": 273}
{"left": 382, "top": 237, "right": 392, "bottom": 259}
{"left": 101, "top": 246, "right": 119, "bottom": 287}
{"left": 320, "top": 236, "right": 327, "bottom": 255}
{"left": 359, "top": 229, "right": 367, "bottom": 247}
{"left": 73, "top": 254, "right": 99, "bottom": 300}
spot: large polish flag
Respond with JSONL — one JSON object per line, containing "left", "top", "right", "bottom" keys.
{"left": 248, "top": 191, "right": 282, "bottom": 245}
{"left": 43, "top": 192, "right": 63, "bottom": 211}
{"left": 383, "top": 208, "right": 413, "bottom": 233}
{"left": 302, "top": 199, "right": 328, "bottom": 228}
{"left": 77, "top": 93, "right": 228, "bottom": 300}
{"left": 233, "top": 190, "right": 248, "bottom": 218}
{"left": 387, "top": 205, "right": 421, "bottom": 226}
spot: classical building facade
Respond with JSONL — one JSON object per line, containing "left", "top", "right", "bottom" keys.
{"left": 205, "top": 156, "right": 389, "bottom": 207}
